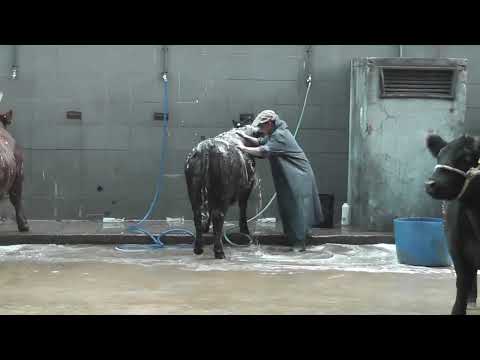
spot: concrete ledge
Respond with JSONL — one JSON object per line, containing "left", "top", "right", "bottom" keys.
{"left": 0, "top": 220, "right": 394, "bottom": 246}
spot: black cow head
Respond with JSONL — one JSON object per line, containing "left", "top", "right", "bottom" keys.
{"left": 425, "top": 134, "right": 480, "bottom": 200}
{"left": 232, "top": 114, "right": 254, "bottom": 129}
{"left": 0, "top": 110, "right": 13, "bottom": 128}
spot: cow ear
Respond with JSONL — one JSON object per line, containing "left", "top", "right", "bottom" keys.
{"left": 464, "top": 134, "right": 480, "bottom": 152}
{"left": 426, "top": 134, "right": 447, "bottom": 158}
{"left": 5, "top": 110, "right": 12, "bottom": 125}
{"left": 0, "top": 110, "right": 12, "bottom": 127}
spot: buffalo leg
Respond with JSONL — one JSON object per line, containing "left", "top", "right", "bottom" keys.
{"left": 186, "top": 177, "right": 204, "bottom": 256}
{"left": 200, "top": 188, "right": 211, "bottom": 233}
{"left": 468, "top": 271, "right": 478, "bottom": 308}
{"left": 9, "top": 172, "right": 29, "bottom": 232}
{"left": 238, "top": 187, "right": 252, "bottom": 235}
{"left": 212, "top": 209, "right": 225, "bottom": 259}
{"left": 452, "top": 265, "right": 476, "bottom": 315}
{"left": 201, "top": 210, "right": 211, "bottom": 233}
{"left": 192, "top": 206, "right": 204, "bottom": 255}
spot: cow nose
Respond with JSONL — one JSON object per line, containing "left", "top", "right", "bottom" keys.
{"left": 425, "top": 180, "right": 436, "bottom": 192}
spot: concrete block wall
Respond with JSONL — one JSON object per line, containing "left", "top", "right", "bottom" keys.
{"left": 0, "top": 45, "right": 399, "bottom": 223}
{"left": 402, "top": 46, "right": 480, "bottom": 135}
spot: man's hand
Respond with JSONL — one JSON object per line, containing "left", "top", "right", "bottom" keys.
{"left": 237, "top": 143, "right": 247, "bottom": 152}
{"left": 236, "top": 131, "right": 247, "bottom": 138}
{"left": 236, "top": 143, "right": 264, "bottom": 157}
{"left": 236, "top": 131, "right": 260, "bottom": 147}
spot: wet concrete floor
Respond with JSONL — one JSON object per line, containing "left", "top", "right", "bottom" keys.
{"left": 0, "top": 243, "right": 475, "bottom": 315}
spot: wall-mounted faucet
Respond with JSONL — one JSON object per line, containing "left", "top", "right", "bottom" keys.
{"left": 161, "top": 45, "right": 168, "bottom": 82}
{"left": 11, "top": 66, "right": 17, "bottom": 80}
{"left": 11, "top": 45, "right": 18, "bottom": 80}
{"left": 305, "top": 45, "right": 313, "bottom": 86}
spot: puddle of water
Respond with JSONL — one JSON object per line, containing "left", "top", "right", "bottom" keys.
{"left": 0, "top": 243, "right": 455, "bottom": 277}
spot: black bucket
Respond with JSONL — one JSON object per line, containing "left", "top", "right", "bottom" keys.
{"left": 316, "top": 193, "right": 334, "bottom": 228}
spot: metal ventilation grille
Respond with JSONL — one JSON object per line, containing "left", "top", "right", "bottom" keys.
{"left": 379, "top": 67, "right": 456, "bottom": 99}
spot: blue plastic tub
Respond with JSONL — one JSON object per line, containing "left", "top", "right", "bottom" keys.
{"left": 393, "top": 217, "right": 452, "bottom": 267}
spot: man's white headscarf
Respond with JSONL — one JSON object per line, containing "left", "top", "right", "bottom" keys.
{"left": 252, "top": 110, "right": 279, "bottom": 127}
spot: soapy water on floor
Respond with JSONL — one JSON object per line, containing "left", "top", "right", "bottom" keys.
{"left": 0, "top": 243, "right": 455, "bottom": 277}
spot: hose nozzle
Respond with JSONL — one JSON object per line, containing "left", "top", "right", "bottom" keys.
{"left": 11, "top": 66, "right": 17, "bottom": 80}
{"left": 161, "top": 72, "right": 168, "bottom": 83}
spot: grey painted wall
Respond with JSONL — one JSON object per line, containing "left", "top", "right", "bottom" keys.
{"left": 348, "top": 57, "right": 467, "bottom": 232}
{"left": 0, "top": 45, "right": 405, "bottom": 223}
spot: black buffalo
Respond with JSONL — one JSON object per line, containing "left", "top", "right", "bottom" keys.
{"left": 185, "top": 125, "right": 258, "bottom": 259}
{"left": 425, "top": 134, "right": 480, "bottom": 315}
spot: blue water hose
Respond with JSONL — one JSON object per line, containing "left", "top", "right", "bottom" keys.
{"left": 115, "top": 74, "right": 194, "bottom": 252}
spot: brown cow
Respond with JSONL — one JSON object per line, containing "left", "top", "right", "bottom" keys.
{"left": 0, "top": 109, "right": 29, "bottom": 232}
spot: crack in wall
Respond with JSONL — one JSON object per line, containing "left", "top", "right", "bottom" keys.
{"left": 378, "top": 102, "right": 395, "bottom": 122}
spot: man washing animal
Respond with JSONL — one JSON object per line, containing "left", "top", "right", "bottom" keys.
{"left": 236, "top": 110, "right": 323, "bottom": 251}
